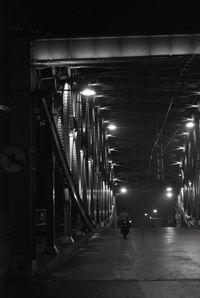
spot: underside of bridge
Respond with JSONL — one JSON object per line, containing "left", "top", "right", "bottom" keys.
{"left": 58, "top": 54, "right": 200, "bottom": 186}
{"left": 31, "top": 35, "right": 200, "bottom": 187}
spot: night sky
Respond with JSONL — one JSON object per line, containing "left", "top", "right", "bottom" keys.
{"left": 5, "top": 1, "right": 200, "bottom": 38}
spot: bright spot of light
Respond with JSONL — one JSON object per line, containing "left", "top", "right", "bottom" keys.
{"left": 106, "top": 134, "right": 112, "bottom": 138}
{"left": 80, "top": 88, "right": 96, "bottom": 96}
{"left": 166, "top": 187, "right": 172, "bottom": 192}
{"left": 120, "top": 187, "right": 127, "bottom": 194}
{"left": 107, "top": 124, "right": 117, "bottom": 131}
{"left": 166, "top": 192, "right": 173, "bottom": 198}
{"left": 186, "top": 121, "right": 195, "bottom": 128}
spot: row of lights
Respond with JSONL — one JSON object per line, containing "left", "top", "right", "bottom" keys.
{"left": 144, "top": 209, "right": 158, "bottom": 220}
{"left": 80, "top": 87, "right": 118, "bottom": 133}
{"left": 80, "top": 87, "right": 123, "bottom": 190}
{"left": 171, "top": 117, "right": 195, "bottom": 166}
{"left": 143, "top": 186, "right": 175, "bottom": 219}
{"left": 78, "top": 86, "right": 182, "bottom": 219}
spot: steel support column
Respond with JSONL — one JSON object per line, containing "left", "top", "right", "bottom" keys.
{"left": 44, "top": 151, "right": 59, "bottom": 255}
{"left": 8, "top": 38, "right": 36, "bottom": 277}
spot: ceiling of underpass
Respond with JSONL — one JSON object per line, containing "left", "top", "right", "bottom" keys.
{"left": 72, "top": 55, "right": 200, "bottom": 191}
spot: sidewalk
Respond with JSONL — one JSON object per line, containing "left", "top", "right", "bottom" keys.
{"left": 0, "top": 228, "right": 100, "bottom": 280}
{"left": 37, "top": 231, "right": 94, "bottom": 277}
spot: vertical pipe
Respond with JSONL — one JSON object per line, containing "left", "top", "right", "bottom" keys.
{"left": 45, "top": 152, "right": 59, "bottom": 255}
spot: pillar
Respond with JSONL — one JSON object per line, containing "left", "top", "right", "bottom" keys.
{"left": 8, "top": 37, "right": 37, "bottom": 277}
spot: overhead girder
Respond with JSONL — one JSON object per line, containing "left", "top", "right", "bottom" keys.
{"left": 31, "top": 34, "right": 200, "bottom": 63}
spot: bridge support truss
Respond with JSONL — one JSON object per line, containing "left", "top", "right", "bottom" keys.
{"left": 3, "top": 38, "right": 115, "bottom": 277}
{"left": 176, "top": 114, "right": 200, "bottom": 227}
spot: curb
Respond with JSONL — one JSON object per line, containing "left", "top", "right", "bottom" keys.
{"left": 36, "top": 230, "right": 97, "bottom": 279}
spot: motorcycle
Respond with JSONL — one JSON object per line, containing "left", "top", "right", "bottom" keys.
{"left": 120, "top": 219, "right": 130, "bottom": 238}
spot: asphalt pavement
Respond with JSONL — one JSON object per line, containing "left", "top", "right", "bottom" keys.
{"left": 2, "top": 227, "right": 200, "bottom": 297}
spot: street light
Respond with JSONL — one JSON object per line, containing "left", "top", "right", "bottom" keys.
{"left": 153, "top": 209, "right": 158, "bottom": 214}
{"left": 107, "top": 124, "right": 117, "bottom": 131}
{"left": 109, "top": 148, "right": 117, "bottom": 152}
{"left": 80, "top": 88, "right": 96, "bottom": 96}
{"left": 166, "top": 187, "right": 172, "bottom": 192}
{"left": 185, "top": 117, "right": 195, "bottom": 129}
{"left": 120, "top": 187, "right": 127, "bottom": 194}
{"left": 106, "top": 134, "right": 112, "bottom": 138}
{"left": 166, "top": 186, "right": 173, "bottom": 198}
{"left": 186, "top": 121, "right": 195, "bottom": 128}
{"left": 171, "top": 161, "right": 182, "bottom": 166}
{"left": 166, "top": 192, "right": 173, "bottom": 198}
{"left": 115, "top": 186, "right": 128, "bottom": 197}
{"left": 175, "top": 146, "right": 185, "bottom": 152}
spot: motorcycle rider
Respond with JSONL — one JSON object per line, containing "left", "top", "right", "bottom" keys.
{"left": 118, "top": 208, "right": 130, "bottom": 223}
{"left": 118, "top": 208, "right": 130, "bottom": 237}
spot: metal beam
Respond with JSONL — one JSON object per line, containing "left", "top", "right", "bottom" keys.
{"left": 41, "top": 98, "right": 94, "bottom": 232}
{"left": 31, "top": 34, "right": 200, "bottom": 63}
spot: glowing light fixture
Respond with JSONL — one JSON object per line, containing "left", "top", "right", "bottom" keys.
{"left": 172, "top": 161, "right": 182, "bottom": 166}
{"left": 106, "top": 134, "right": 112, "bottom": 138}
{"left": 187, "top": 104, "right": 200, "bottom": 108}
{"left": 144, "top": 213, "right": 148, "bottom": 216}
{"left": 113, "top": 178, "right": 125, "bottom": 182}
{"left": 100, "top": 107, "right": 109, "bottom": 110}
{"left": 166, "top": 187, "right": 172, "bottom": 192}
{"left": 175, "top": 146, "right": 185, "bottom": 151}
{"left": 166, "top": 192, "right": 173, "bottom": 198}
{"left": 186, "top": 121, "right": 195, "bottom": 128}
{"left": 112, "top": 163, "right": 120, "bottom": 167}
{"left": 178, "top": 132, "right": 189, "bottom": 136}
{"left": 153, "top": 209, "right": 158, "bottom": 213}
{"left": 120, "top": 187, "right": 127, "bottom": 194}
{"left": 107, "top": 124, "right": 117, "bottom": 131}
{"left": 80, "top": 88, "right": 96, "bottom": 96}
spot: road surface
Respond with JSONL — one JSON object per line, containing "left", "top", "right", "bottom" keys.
{"left": 2, "top": 228, "right": 200, "bottom": 297}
